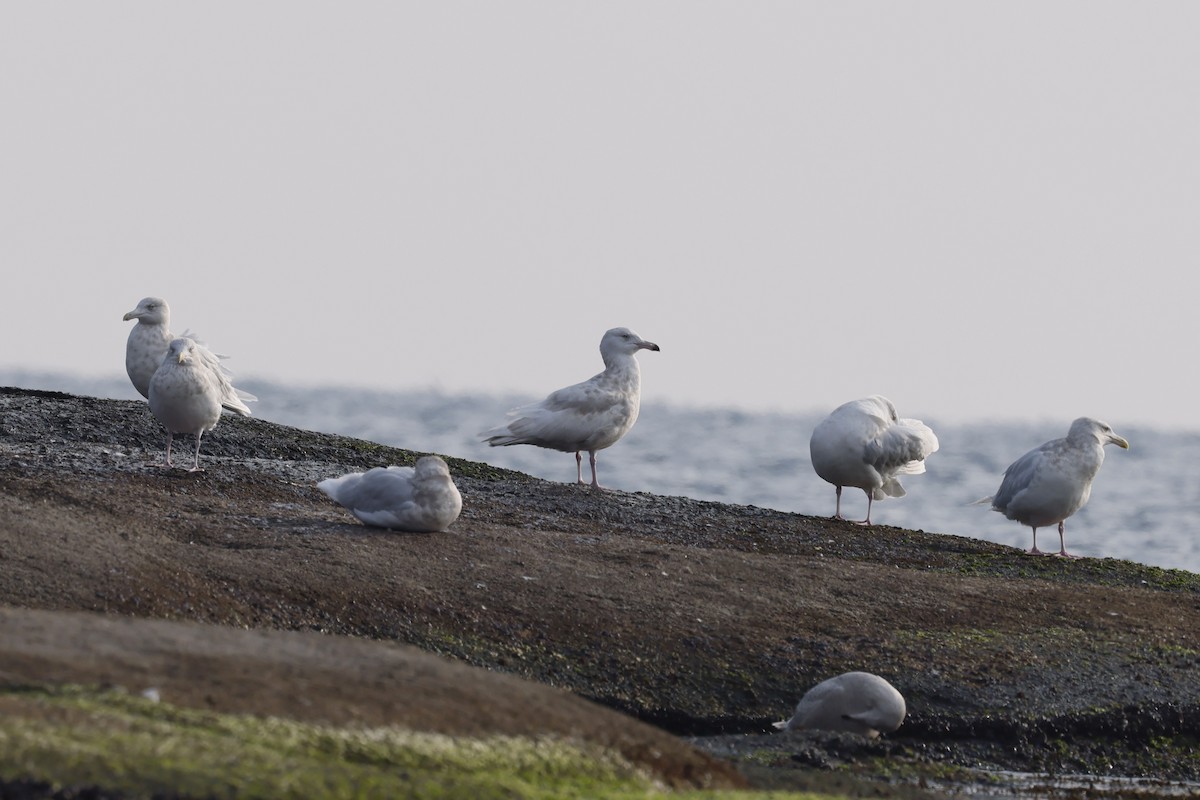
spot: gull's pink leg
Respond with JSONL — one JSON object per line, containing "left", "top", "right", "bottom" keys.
{"left": 833, "top": 486, "right": 843, "bottom": 519}
{"left": 163, "top": 432, "right": 175, "bottom": 468}
{"left": 1027, "top": 527, "right": 1048, "bottom": 556}
{"left": 855, "top": 489, "right": 873, "bottom": 526}
{"left": 1054, "top": 521, "right": 1081, "bottom": 559}
{"left": 588, "top": 450, "right": 603, "bottom": 489}
{"left": 188, "top": 432, "right": 205, "bottom": 473}
{"left": 575, "top": 451, "right": 585, "bottom": 485}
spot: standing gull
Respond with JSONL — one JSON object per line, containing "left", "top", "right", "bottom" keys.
{"left": 983, "top": 417, "right": 1129, "bottom": 558}
{"left": 775, "top": 672, "right": 907, "bottom": 738}
{"left": 123, "top": 296, "right": 256, "bottom": 410}
{"left": 318, "top": 456, "right": 463, "bottom": 532}
{"left": 809, "top": 395, "right": 939, "bottom": 525}
{"left": 148, "top": 337, "right": 253, "bottom": 471}
{"left": 482, "top": 327, "right": 660, "bottom": 489}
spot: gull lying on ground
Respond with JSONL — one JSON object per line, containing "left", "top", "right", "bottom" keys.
{"left": 981, "top": 417, "right": 1129, "bottom": 558}
{"left": 318, "top": 456, "right": 463, "bottom": 532}
{"left": 774, "top": 671, "right": 907, "bottom": 738}
{"left": 809, "top": 395, "right": 939, "bottom": 525}
{"left": 123, "top": 296, "right": 256, "bottom": 410}
{"left": 482, "top": 327, "right": 660, "bottom": 489}
{"left": 148, "top": 338, "right": 253, "bottom": 471}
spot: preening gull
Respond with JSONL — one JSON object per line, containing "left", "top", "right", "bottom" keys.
{"left": 123, "top": 296, "right": 256, "bottom": 410}
{"left": 774, "top": 671, "right": 907, "bottom": 738}
{"left": 318, "top": 456, "right": 463, "bottom": 532}
{"left": 809, "top": 395, "right": 939, "bottom": 525}
{"left": 148, "top": 337, "right": 253, "bottom": 471}
{"left": 481, "top": 327, "right": 660, "bottom": 489}
{"left": 982, "top": 417, "right": 1129, "bottom": 558}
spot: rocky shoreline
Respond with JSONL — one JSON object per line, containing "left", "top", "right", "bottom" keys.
{"left": 2, "top": 386, "right": 1199, "bottom": 797}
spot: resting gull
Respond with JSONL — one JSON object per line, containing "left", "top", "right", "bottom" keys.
{"left": 318, "top": 456, "right": 463, "bottom": 532}
{"left": 123, "top": 296, "right": 256, "bottom": 410}
{"left": 482, "top": 327, "right": 660, "bottom": 489}
{"left": 148, "top": 337, "right": 253, "bottom": 471}
{"left": 982, "top": 417, "right": 1129, "bottom": 558}
{"left": 774, "top": 671, "right": 907, "bottom": 738}
{"left": 809, "top": 395, "right": 939, "bottom": 525}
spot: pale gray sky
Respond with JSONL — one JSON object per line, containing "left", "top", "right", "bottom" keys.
{"left": 3, "top": 3, "right": 1198, "bottom": 427}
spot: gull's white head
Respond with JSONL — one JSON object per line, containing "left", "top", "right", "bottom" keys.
{"left": 600, "top": 327, "right": 660, "bottom": 364}
{"left": 862, "top": 395, "right": 900, "bottom": 422}
{"left": 1069, "top": 417, "right": 1130, "bottom": 450}
{"left": 165, "top": 337, "right": 195, "bottom": 365}
{"left": 414, "top": 455, "right": 453, "bottom": 480}
{"left": 124, "top": 297, "right": 170, "bottom": 326}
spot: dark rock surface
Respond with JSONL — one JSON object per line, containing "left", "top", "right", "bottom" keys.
{"left": 2, "top": 386, "right": 1199, "bottom": 796}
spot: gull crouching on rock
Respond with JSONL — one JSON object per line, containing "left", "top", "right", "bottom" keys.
{"left": 775, "top": 671, "right": 907, "bottom": 738}
{"left": 482, "top": 327, "right": 660, "bottom": 489}
{"left": 809, "top": 395, "right": 939, "bottom": 526}
{"left": 148, "top": 337, "right": 253, "bottom": 471}
{"left": 123, "top": 296, "right": 256, "bottom": 410}
{"left": 981, "top": 417, "right": 1129, "bottom": 558}
{"left": 318, "top": 456, "right": 463, "bottom": 532}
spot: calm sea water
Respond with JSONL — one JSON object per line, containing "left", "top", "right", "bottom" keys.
{"left": 9, "top": 371, "right": 1199, "bottom": 575}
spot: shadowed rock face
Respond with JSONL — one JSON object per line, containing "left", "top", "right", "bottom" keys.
{"left": 2, "top": 386, "right": 1200, "bottom": 794}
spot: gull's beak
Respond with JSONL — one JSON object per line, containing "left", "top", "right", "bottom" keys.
{"left": 123, "top": 310, "right": 138, "bottom": 321}
{"left": 639, "top": 340, "right": 661, "bottom": 352}
{"left": 1110, "top": 433, "right": 1130, "bottom": 449}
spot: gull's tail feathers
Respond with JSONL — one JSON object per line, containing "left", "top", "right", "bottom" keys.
{"left": 482, "top": 427, "right": 523, "bottom": 447}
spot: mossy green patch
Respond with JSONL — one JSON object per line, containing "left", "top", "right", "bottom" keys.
{"left": 0, "top": 686, "right": 844, "bottom": 800}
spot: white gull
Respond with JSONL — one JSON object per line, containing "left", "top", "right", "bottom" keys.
{"left": 809, "top": 395, "right": 939, "bottom": 526}
{"left": 123, "top": 296, "right": 256, "bottom": 410}
{"left": 482, "top": 327, "right": 660, "bottom": 489}
{"left": 148, "top": 337, "right": 253, "bottom": 471}
{"left": 982, "top": 417, "right": 1129, "bottom": 558}
{"left": 775, "top": 671, "right": 907, "bottom": 738}
{"left": 318, "top": 456, "right": 463, "bottom": 532}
